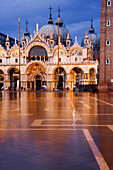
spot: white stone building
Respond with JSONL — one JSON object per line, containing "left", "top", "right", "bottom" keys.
{"left": 0, "top": 10, "right": 98, "bottom": 91}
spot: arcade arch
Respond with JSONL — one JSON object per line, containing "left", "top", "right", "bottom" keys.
{"left": 89, "top": 68, "right": 96, "bottom": 84}
{"left": 27, "top": 63, "right": 46, "bottom": 90}
{"left": 53, "top": 67, "right": 66, "bottom": 89}
{"left": 70, "top": 67, "right": 84, "bottom": 89}
{"left": 8, "top": 68, "right": 19, "bottom": 90}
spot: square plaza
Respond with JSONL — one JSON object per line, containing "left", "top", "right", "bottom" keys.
{"left": 0, "top": 91, "right": 113, "bottom": 170}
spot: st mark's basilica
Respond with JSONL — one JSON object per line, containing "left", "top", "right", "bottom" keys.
{"left": 0, "top": 8, "right": 99, "bottom": 91}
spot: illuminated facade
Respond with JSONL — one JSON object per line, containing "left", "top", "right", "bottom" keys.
{"left": 0, "top": 10, "right": 98, "bottom": 91}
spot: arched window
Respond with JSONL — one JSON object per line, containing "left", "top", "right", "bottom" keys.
{"left": 106, "top": 20, "right": 111, "bottom": 26}
{"left": 106, "top": 40, "right": 110, "bottom": 46}
{"left": 15, "top": 59, "right": 18, "bottom": 63}
{"left": 106, "top": 59, "right": 110, "bottom": 65}
{"left": 107, "top": 0, "right": 111, "bottom": 6}
{"left": 29, "top": 46, "right": 47, "bottom": 59}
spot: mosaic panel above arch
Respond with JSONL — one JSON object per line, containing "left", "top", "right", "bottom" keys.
{"left": 27, "top": 63, "right": 45, "bottom": 75}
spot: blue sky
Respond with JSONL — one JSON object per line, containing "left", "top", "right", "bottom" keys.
{"left": 0, "top": 0, "right": 101, "bottom": 44}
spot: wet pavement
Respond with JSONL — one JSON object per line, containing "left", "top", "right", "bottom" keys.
{"left": 0, "top": 91, "right": 113, "bottom": 169}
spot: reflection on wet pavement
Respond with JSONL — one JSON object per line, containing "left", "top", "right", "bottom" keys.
{"left": 0, "top": 91, "right": 113, "bottom": 169}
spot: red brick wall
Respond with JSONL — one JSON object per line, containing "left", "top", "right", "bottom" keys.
{"left": 100, "top": 0, "right": 113, "bottom": 85}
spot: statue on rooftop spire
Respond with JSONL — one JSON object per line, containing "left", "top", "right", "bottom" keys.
{"left": 36, "top": 22, "right": 39, "bottom": 35}
{"left": 75, "top": 36, "right": 77, "bottom": 44}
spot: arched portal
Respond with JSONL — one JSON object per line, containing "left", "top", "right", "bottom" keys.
{"left": 70, "top": 67, "right": 84, "bottom": 89}
{"left": 9, "top": 68, "right": 19, "bottom": 90}
{"left": 28, "top": 46, "right": 48, "bottom": 62}
{"left": 0, "top": 70, "right": 4, "bottom": 90}
{"left": 27, "top": 63, "right": 46, "bottom": 91}
{"left": 54, "top": 67, "right": 66, "bottom": 89}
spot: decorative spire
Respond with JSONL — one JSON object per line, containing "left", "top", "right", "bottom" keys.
{"left": 6, "top": 34, "right": 10, "bottom": 42}
{"left": 75, "top": 36, "right": 78, "bottom": 44}
{"left": 48, "top": 6, "right": 53, "bottom": 24}
{"left": 49, "top": 6, "right": 52, "bottom": 19}
{"left": 22, "top": 33, "right": 25, "bottom": 41}
{"left": 36, "top": 22, "right": 39, "bottom": 34}
{"left": 67, "top": 33, "right": 70, "bottom": 40}
{"left": 89, "top": 18, "right": 95, "bottom": 33}
{"left": 57, "top": 6, "right": 61, "bottom": 18}
{"left": 24, "top": 19, "right": 30, "bottom": 38}
{"left": 85, "top": 31, "right": 89, "bottom": 39}
{"left": 26, "top": 19, "right": 28, "bottom": 31}
{"left": 66, "top": 33, "right": 71, "bottom": 47}
{"left": 5, "top": 34, "right": 10, "bottom": 50}
{"left": 50, "top": 32, "right": 54, "bottom": 40}
{"left": 55, "top": 6, "right": 63, "bottom": 27}
{"left": 91, "top": 19, "right": 93, "bottom": 28}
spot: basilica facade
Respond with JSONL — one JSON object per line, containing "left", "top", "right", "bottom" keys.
{"left": 0, "top": 10, "right": 98, "bottom": 91}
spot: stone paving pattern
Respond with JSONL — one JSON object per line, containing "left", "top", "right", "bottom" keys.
{"left": 0, "top": 91, "right": 113, "bottom": 170}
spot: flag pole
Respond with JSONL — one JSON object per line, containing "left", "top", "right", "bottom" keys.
{"left": 58, "top": 17, "right": 60, "bottom": 87}
{"left": 18, "top": 18, "right": 21, "bottom": 90}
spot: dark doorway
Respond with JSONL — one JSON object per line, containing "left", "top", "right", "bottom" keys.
{"left": 14, "top": 76, "right": 18, "bottom": 90}
{"left": 54, "top": 67, "right": 66, "bottom": 89}
{"left": 58, "top": 76, "right": 63, "bottom": 88}
{"left": 9, "top": 68, "right": 19, "bottom": 91}
{"left": 0, "top": 70, "right": 4, "bottom": 90}
{"left": 36, "top": 75, "right": 41, "bottom": 91}
{"left": 36, "top": 80, "right": 41, "bottom": 90}
{"left": 0, "top": 83, "right": 3, "bottom": 90}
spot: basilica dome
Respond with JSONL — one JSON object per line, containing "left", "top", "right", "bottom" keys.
{"left": 88, "top": 33, "right": 100, "bottom": 48}
{"left": 81, "top": 22, "right": 100, "bottom": 49}
{"left": 40, "top": 24, "right": 69, "bottom": 44}
{"left": 39, "top": 10, "right": 70, "bottom": 45}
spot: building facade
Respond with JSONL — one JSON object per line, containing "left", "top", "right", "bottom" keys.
{"left": 99, "top": 0, "right": 113, "bottom": 91}
{"left": 81, "top": 21, "right": 100, "bottom": 84}
{"left": 0, "top": 11, "right": 98, "bottom": 91}
{"left": 0, "top": 32, "right": 18, "bottom": 49}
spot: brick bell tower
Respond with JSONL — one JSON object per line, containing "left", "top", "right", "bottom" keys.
{"left": 99, "top": 0, "right": 113, "bottom": 91}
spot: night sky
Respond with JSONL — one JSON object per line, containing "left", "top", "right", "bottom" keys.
{"left": 0, "top": 0, "right": 101, "bottom": 44}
